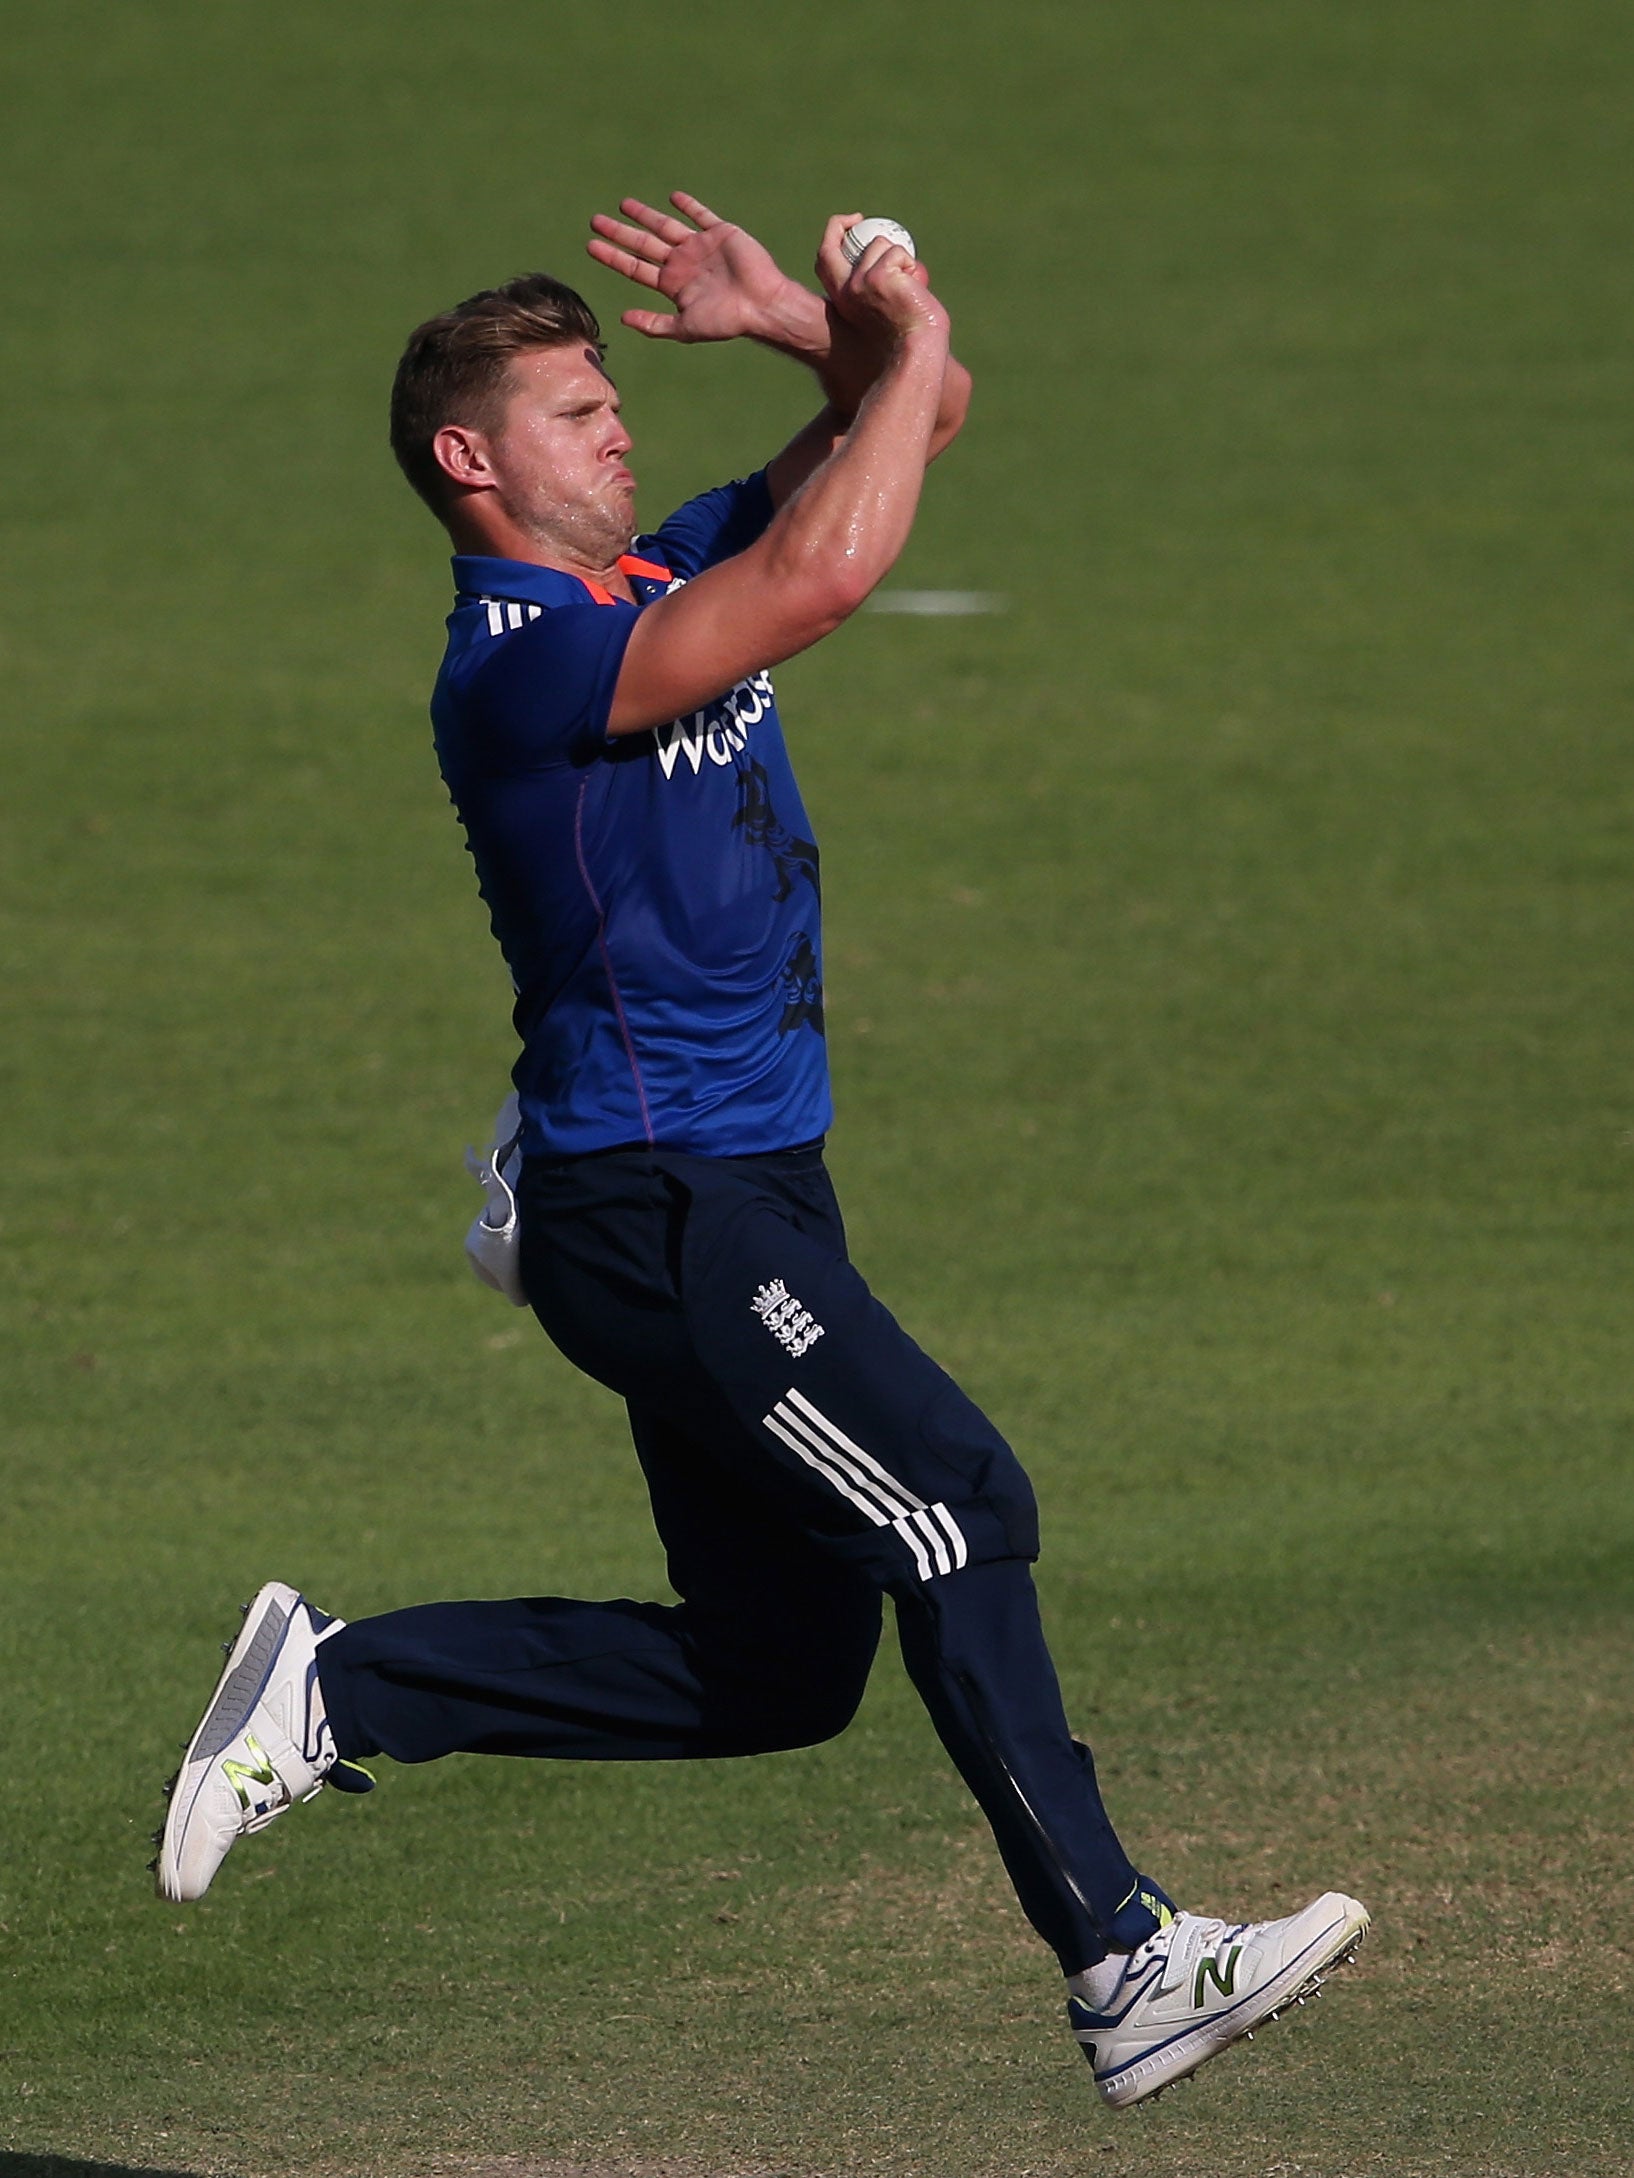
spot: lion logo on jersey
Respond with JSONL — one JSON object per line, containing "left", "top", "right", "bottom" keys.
{"left": 733, "top": 761, "right": 818, "bottom": 903}
{"left": 778, "top": 933, "right": 825, "bottom": 1038}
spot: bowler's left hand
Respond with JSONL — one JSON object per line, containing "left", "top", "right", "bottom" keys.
{"left": 587, "top": 191, "right": 800, "bottom": 344}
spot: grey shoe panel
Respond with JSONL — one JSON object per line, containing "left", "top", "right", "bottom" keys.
{"left": 193, "top": 1596, "right": 290, "bottom": 1761}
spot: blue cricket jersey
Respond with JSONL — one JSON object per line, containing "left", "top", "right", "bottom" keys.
{"left": 431, "top": 472, "right": 832, "bottom": 1159}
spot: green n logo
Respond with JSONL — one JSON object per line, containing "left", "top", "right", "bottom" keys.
{"left": 221, "top": 1734, "right": 279, "bottom": 1810}
{"left": 1194, "top": 1945, "right": 1242, "bottom": 2007}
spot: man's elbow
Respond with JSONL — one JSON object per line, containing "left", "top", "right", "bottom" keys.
{"left": 821, "top": 560, "right": 881, "bottom": 624}
{"left": 763, "top": 555, "right": 876, "bottom": 645}
{"left": 931, "top": 363, "right": 973, "bottom": 459}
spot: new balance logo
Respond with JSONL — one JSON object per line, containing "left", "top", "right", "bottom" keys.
{"left": 750, "top": 1278, "right": 825, "bottom": 1359}
{"left": 220, "top": 1734, "right": 282, "bottom": 1813}
{"left": 1194, "top": 1945, "right": 1242, "bottom": 2007}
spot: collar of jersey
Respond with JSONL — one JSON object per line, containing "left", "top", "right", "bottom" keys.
{"left": 451, "top": 548, "right": 672, "bottom": 612}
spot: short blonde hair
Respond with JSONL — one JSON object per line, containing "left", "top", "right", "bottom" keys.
{"left": 389, "top": 273, "right": 605, "bottom": 516}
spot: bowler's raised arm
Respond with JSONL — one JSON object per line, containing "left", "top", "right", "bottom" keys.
{"left": 605, "top": 234, "right": 952, "bottom": 738}
{"left": 586, "top": 190, "right": 972, "bottom": 495}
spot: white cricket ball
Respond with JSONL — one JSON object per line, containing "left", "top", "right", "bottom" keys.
{"left": 841, "top": 216, "right": 917, "bottom": 266}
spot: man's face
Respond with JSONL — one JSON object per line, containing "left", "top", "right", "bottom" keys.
{"left": 483, "top": 342, "right": 636, "bottom": 565}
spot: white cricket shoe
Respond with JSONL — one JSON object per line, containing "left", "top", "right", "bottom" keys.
{"left": 1067, "top": 1890, "right": 1370, "bottom": 2108}
{"left": 154, "top": 1581, "right": 348, "bottom": 1902}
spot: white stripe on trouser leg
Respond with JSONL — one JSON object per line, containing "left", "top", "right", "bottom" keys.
{"left": 926, "top": 1501, "right": 970, "bottom": 1570}
{"left": 784, "top": 1389, "right": 937, "bottom": 1509}
{"left": 761, "top": 1390, "right": 971, "bottom": 1581}
{"left": 923, "top": 1508, "right": 957, "bottom": 1576}
{"left": 893, "top": 1516, "right": 935, "bottom": 1581}
{"left": 787, "top": 1390, "right": 972, "bottom": 1570}
{"left": 767, "top": 1401, "right": 915, "bottom": 1524}
{"left": 898, "top": 1509, "right": 948, "bottom": 1576}
{"left": 887, "top": 1505, "right": 973, "bottom": 1581}
{"left": 763, "top": 1410, "right": 890, "bottom": 1526}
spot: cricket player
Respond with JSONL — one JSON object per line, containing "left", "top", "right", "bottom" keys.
{"left": 153, "top": 194, "right": 1368, "bottom": 2108}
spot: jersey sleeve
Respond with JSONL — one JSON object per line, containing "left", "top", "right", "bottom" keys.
{"left": 647, "top": 470, "right": 774, "bottom": 580}
{"left": 460, "top": 602, "right": 640, "bottom": 770}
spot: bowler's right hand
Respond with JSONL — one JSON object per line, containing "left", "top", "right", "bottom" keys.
{"left": 816, "top": 216, "right": 948, "bottom": 344}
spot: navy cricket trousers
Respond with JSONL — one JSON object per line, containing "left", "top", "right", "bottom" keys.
{"left": 317, "top": 1143, "right": 1160, "bottom": 1972}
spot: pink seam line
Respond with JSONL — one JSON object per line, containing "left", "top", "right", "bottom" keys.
{"left": 573, "top": 773, "right": 655, "bottom": 1147}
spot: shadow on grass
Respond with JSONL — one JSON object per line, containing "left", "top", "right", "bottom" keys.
{"left": 0, "top": 2160, "right": 212, "bottom": 2178}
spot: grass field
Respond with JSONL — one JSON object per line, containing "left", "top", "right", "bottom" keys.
{"left": 3, "top": 3, "right": 1632, "bottom": 2174}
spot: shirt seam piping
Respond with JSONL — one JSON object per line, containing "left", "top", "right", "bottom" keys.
{"left": 572, "top": 772, "right": 655, "bottom": 1148}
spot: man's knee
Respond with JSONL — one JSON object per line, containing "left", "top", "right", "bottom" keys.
{"left": 965, "top": 1445, "right": 1041, "bottom": 1564}
{"left": 876, "top": 1381, "right": 1040, "bottom": 1584}
{"left": 728, "top": 1675, "right": 870, "bottom": 1754}
{"left": 689, "top": 1587, "right": 879, "bottom": 1754}
{"left": 701, "top": 1655, "right": 871, "bottom": 1754}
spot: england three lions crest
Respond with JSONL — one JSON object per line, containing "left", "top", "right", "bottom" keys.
{"left": 750, "top": 1278, "right": 825, "bottom": 1359}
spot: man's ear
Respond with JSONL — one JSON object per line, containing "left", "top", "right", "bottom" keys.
{"left": 432, "top": 423, "right": 497, "bottom": 494}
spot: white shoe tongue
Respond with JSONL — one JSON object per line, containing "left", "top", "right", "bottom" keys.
{"left": 1168, "top": 1913, "right": 1233, "bottom": 1977}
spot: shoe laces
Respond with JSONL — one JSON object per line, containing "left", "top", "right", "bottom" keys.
{"left": 1132, "top": 1911, "right": 1246, "bottom": 1992}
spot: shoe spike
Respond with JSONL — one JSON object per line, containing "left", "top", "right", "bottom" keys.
{"left": 149, "top": 1827, "right": 163, "bottom": 1847}
{"left": 221, "top": 1639, "right": 234, "bottom": 1656}
{"left": 161, "top": 1770, "right": 178, "bottom": 1799}
{"left": 146, "top": 1857, "right": 157, "bottom": 1874}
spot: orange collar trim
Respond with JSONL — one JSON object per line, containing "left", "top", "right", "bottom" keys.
{"left": 574, "top": 554, "right": 672, "bottom": 606}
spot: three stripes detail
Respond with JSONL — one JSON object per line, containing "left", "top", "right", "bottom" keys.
{"left": 763, "top": 1386, "right": 969, "bottom": 1581}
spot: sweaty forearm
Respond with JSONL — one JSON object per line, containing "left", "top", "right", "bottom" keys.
{"left": 761, "top": 325, "right": 948, "bottom": 613}
{"left": 605, "top": 268, "right": 952, "bottom": 736}
{"left": 755, "top": 283, "right": 970, "bottom": 458}
{"left": 752, "top": 285, "right": 877, "bottom": 416}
